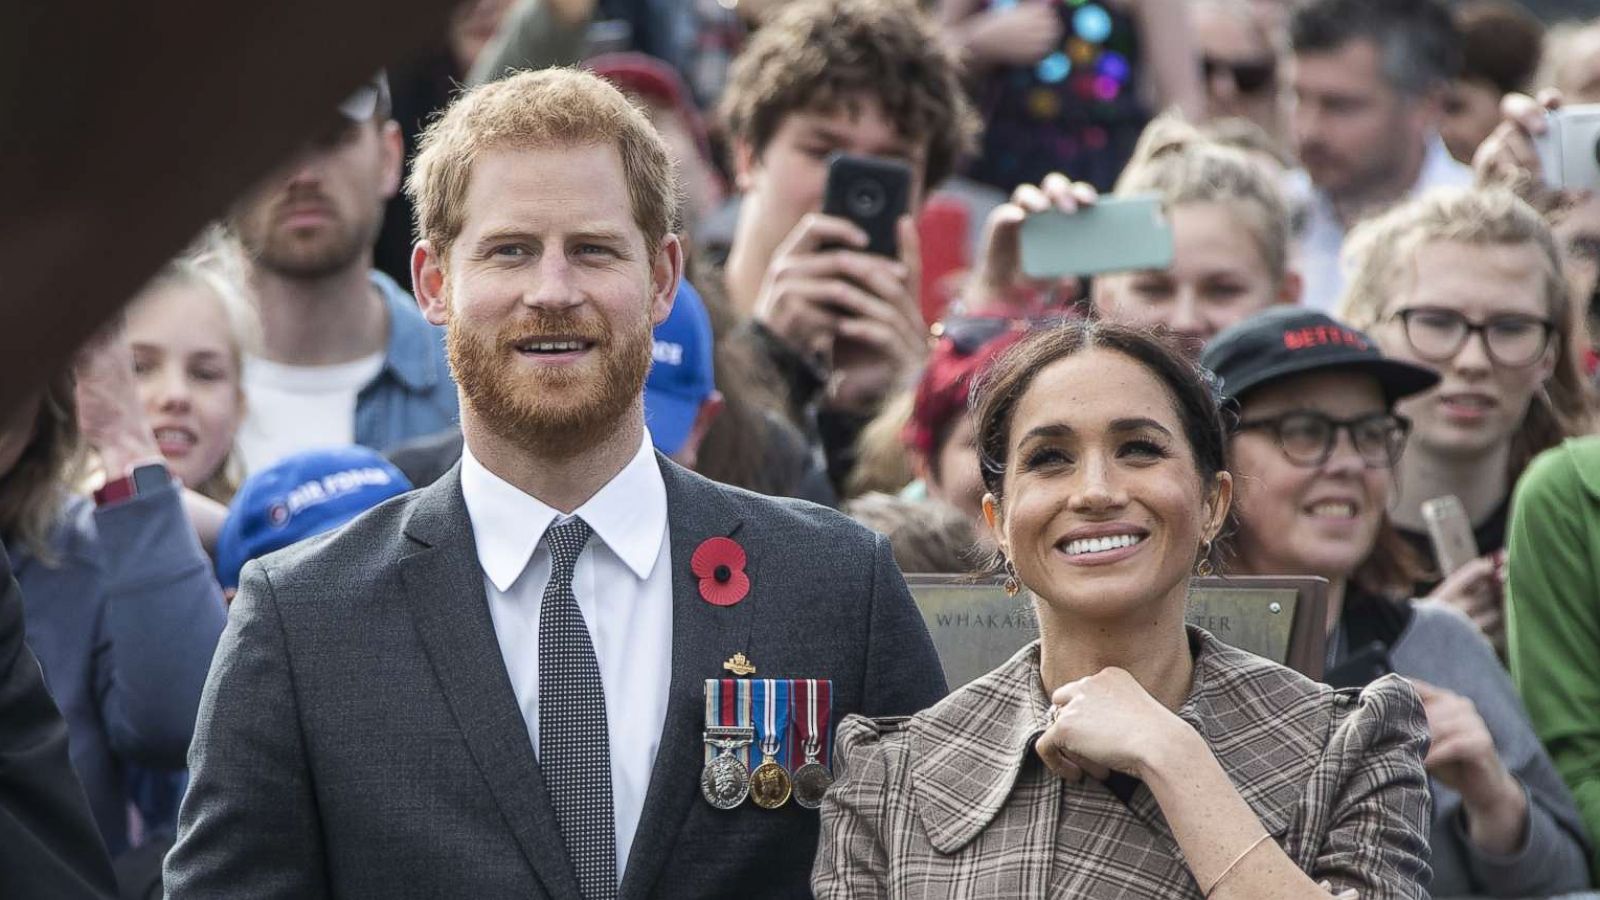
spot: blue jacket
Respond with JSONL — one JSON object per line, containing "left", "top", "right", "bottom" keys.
{"left": 355, "top": 271, "right": 458, "bottom": 453}
{"left": 11, "top": 482, "right": 227, "bottom": 855}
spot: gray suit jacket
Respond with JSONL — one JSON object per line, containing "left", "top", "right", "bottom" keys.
{"left": 164, "top": 455, "right": 946, "bottom": 899}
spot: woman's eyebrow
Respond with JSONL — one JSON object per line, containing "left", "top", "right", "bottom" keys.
{"left": 1108, "top": 417, "right": 1173, "bottom": 437}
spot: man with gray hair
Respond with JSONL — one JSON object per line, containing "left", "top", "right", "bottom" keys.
{"left": 1288, "top": 0, "right": 1471, "bottom": 311}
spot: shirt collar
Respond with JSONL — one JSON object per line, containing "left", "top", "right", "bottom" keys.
{"left": 460, "top": 435, "right": 667, "bottom": 592}
{"left": 371, "top": 269, "right": 444, "bottom": 393}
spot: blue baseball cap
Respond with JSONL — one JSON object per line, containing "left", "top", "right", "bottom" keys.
{"left": 645, "top": 279, "right": 716, "bottom": 456}
{"left": 215, "top": 446, "right": 412, "bottom": 590}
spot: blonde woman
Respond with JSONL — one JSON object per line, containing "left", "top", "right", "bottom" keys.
{"left": 124, "top": 237, "right": 259, "bottom": 505}
{"left": 964, "top": 117, "right": 1297, "bottom": 356}
{"left": 1337, "top": 187, "right": 1597, "bottom": 648}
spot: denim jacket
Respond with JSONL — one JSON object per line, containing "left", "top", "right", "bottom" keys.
{"left": 355, "top": 271, "right": 458, "bottom": 452}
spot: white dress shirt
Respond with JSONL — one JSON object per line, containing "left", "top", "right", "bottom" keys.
{"left": 1289, "top": 135, "right": 1473, "bottom": 314}
{"left": 460, "top": 436, "right": 673, "bottom": 883}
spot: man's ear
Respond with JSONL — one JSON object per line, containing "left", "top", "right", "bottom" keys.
{"left": 413, "top": 241, "right": 449, "bottom": 327}
{"left": 651, "top": 234, "right": 685, "bottom": 327}
{"left": 379, "top": 119, "right": 404, "bottom": 200}
{"left": 1276, "top": 270, "right": 1303, "bottom": 306}
{"left": 732, "top": 138, "right": 758, "bottom": 193}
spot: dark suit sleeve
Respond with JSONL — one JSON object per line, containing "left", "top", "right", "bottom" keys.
{"left": 861, "top": 533, "right": 947, "bottom": 717}
{"left": 164, "top": 561, "right": 330, "bottom": 899}
{"left": 0, "top": 542, "right": 117, "bottom": 900}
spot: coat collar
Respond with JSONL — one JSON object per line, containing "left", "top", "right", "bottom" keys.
{"left": 910, "top": 627, "right": 1316, "bottom": 854}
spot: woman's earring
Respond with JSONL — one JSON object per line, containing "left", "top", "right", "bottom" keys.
{"left": 1003, "top": 560, "right": 1021, "bottom": 597}
{"left": 1194, "top": 539, "right": 1215, "bottom": 579}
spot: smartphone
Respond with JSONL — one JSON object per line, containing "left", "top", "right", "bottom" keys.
{"left": 1421, "top": 495, "right": 1479, "bottom": 576}
{"left": 1018, "top": 193, "right": 1175, "bottom": 279}
{"left": 1533, "top": 104, "right": 1600, "bottom": 191}
{"left": 822, "top": 153, "right": 911, "bottom": 258}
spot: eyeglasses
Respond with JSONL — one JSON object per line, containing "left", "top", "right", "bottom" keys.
{"left": 1233, "top": 411, "right": 1410, "bottom": 469}
{"left": 1201, "top": 56, "right": 1277, "bottom": 95}
{"left": 932, "top": 315, "right": 1069, "bottom": 356}
{"left": 1391, "top": 307, "right": 1555, "bottom": 368}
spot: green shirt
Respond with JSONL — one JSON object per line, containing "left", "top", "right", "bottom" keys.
{"left": 1507, "top": 435, "right": 1600, "bottom": 880}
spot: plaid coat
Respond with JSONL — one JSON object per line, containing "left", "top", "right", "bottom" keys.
{"left": 813, "top": 627, "right": 1433, "bottom": 898}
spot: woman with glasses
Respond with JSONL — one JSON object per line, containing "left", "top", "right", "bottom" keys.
{"left": 1204, "top": 308, "right": 1593, "bottom": 898}
{"left": 1338, "top": 187, "right": 1597, "bottom": 651}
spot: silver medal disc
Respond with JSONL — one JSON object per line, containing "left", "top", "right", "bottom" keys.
{"left": 701, "top": 753, "right": 751, "bottom": 810}
{"left": 791, "top": 762, "right": 835, "bottom": 809}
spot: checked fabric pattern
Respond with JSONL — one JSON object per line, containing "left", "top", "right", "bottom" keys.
{"left": 537, "top": 517, "right": 617, "bottom": 900}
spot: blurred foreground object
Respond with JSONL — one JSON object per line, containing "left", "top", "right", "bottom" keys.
{"left": 0, "top": 0, "right": 456, "bottom": 419}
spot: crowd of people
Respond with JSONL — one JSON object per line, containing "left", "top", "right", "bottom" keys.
{"left": 5, "top": 0, "right": 1600, "bottom": 897}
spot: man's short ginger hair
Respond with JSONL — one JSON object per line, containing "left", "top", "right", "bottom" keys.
{"left": 407, "top": 68, "right": 681, "bottom": 264}
{"left": 719, "top": 0, "right": 979, "bottom": 191}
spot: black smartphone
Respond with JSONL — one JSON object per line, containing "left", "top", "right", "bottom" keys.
{"left": 821, "top": 153, "right": 911, "bottom": 258}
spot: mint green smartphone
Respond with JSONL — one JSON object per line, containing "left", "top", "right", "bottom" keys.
{"left": 1018, "top": 193, "right": 1175, "bottom": 279}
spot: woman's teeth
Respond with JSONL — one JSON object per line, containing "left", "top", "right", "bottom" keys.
{"left": 1063, "top": 534, "right": 1144, "bottom": 556}
{"left": 1309, "top": 501, "right": 1355, "bottom": 518}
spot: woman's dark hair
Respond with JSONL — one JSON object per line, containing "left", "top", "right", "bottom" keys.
{"left": 971, "top": 322, "right": 1230, "bottom": 568}
{"left": 0, "top": 373, "right": 80, "bottom": 563}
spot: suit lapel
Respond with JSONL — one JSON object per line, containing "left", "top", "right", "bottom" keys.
{"left": 399, "top": 468, "right": 580, "bottom": 900}
{"left": 620, "top": 456, "right": 750, "bottom": 900}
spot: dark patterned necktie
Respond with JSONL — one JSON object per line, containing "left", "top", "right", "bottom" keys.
{"left": 537, "top": 517, "right": 617, "bottom": 899}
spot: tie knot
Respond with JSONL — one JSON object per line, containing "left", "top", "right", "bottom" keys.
{"left": 545, "top": 517, "right": 593, "bottom": 573}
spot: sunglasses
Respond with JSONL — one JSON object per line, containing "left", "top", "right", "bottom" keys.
{"left": 1201, "top": 56, "right": 1277, "bottom": 95}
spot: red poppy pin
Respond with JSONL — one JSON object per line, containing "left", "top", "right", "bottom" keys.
{"left": 691, "top": 537, "right": 749, "bottom": 607}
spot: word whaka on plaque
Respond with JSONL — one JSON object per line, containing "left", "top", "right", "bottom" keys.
{"left": 702, "top": 678, "right": 834, "bottom": 811}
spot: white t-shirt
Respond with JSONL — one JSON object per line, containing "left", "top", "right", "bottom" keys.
{"left": 238, "top": 352, "right": 386, "bottom": 474}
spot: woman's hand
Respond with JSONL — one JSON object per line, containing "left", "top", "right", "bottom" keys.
{"left": 74, "top": 319, "right": 161, "bottom": 477}
{"left": 1473, "top": 90, "right": 1561, "bottom": 196}
{"left": 1425, "top": 555, "right": 1505, "bottom": 649}
{"left": 1410, "top": 679, "right": 1529, "bottom": 855}
{"left": 964, "top": 174, "right": 1097, "bottom": 314}
{"left": 1035, "top": 666, "right": 1197, "bottom": 783}
{"left": 958, "top": 3, "right": 1063, "bottom": 69}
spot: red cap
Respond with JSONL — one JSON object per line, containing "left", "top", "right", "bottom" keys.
{"left": 904, "top": 329, "right": 1024, "bottom": 458}
{"left": 586, "top": 52, "right": 714, "bottom": 167}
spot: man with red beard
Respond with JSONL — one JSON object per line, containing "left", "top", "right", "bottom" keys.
{"left": 165, "top": 68, "right": 946, "bottom": 899}
{"left": 229, "top": 73, "right": 458, "bottom": 474}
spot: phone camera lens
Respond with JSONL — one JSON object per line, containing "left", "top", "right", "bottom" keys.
{"left": 846, "top": 180, "right": 887, "bottom": 218}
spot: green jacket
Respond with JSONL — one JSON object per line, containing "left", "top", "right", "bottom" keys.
{"left": 1507, "top": 435, "right": 1600, "bottom": 883}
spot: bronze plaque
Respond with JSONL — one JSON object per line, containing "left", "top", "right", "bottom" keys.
{"left": 907, "top": 575, "right": 1327, "bottom": 688}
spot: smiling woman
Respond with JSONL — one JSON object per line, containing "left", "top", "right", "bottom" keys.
{"left": 124, "top": 238, "right": 259, "bottom": 503}
{"left": 813, "top": 321, "right": 1434, "bottom": 899}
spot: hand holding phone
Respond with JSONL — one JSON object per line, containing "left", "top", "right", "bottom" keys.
{"left": 1018, "top": 193, "right": 1175, "bottom": 279}
{"left": 1421, "top": 495, "right": 1478, "bottom": 577}
{"left": 821, "top": 153, "right": 911, "bottom": 258}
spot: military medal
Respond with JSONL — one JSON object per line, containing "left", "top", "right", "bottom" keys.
{"left": 701, "top": 679, "right": 756, "bottom": 809}
{"left": 791, "top": 678, "right": 835, "bottom": 810}
{"left": 749, "top": 679, "right": 792, "bottom": 809}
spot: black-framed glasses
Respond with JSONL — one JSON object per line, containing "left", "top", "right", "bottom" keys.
{"left": 1392, "top": 307, "right": 1555, "bottom": 368}
{"left": 1234, "top": 411, "right": 1410, "bottom": 469}
{"left": 1201, "top": 56, "right": 1277, "bottom": 94}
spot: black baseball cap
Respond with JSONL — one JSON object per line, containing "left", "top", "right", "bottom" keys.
{"left": 1201, "top": 308, "right": 1440, "bottom": 408}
